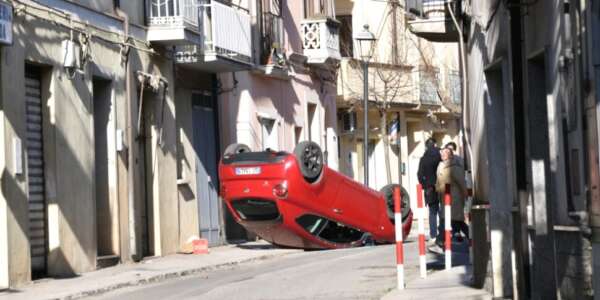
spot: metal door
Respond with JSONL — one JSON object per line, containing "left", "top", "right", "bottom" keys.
{"left": 192, "top": 93, "right": 221, "bottom": 246}
{"left": 25, "top": 65, "right": 46, "bottom": 276}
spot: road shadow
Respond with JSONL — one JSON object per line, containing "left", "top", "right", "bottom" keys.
{"left": 234, "top": 243, "right": 280, "bottom": 250}
{"left": 426, "top": 240, "right": 471, "bottom": 271}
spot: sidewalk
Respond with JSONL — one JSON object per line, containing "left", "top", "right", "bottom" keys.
{"left": 381, "top": 265, "right": 492, "bottom": 300}
{"left": 381, "top": 240, "right": 492, "bottom": 300}
{"left": 0, "top": 241, "right": 301, "bottom": 300}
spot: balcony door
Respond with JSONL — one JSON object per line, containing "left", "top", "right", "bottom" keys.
{"left": 260, "top": 0, "right": 284, "bottom": 65}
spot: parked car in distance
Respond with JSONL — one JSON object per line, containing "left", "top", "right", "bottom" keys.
{"left": 218, "top": 141, "right": 413, "bottom": 249}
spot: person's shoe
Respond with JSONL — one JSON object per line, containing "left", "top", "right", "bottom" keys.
{"left": 435, "top": 238, "right": 445, "bottom": 249}
{"left": 427, "top": 244, "right": 444, "bottom": 255}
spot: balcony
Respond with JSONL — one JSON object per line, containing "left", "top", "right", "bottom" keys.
{"left": 406, "top": 0, "right": 459, "bottom": 42}
{"left": 251, "top": 11, "right": 290, "bottom": 79}
{"left": 147, "top": 0, "right": 201, "bottom": 44}
{"left": 336, "top": 58, "right": 417, "bottom": 107}
{"left": 148, "top": 0, "right": 253, "bottom": 72}
{"left": 301, "top": 17, "right": 341, "bottom": 65}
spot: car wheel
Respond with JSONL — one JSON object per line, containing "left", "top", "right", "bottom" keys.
{"left": 293, "top": 141, "right": 323, "bottom": 183}
{"left": 223, "top": 143, "right": 251, "bottom": 156}
{"left": 380, "top": 184, "right": 411, "bottom": 222}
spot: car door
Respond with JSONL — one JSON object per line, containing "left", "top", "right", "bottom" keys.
{"left": 330, "top": 178, "right": 381, "bottom": 232}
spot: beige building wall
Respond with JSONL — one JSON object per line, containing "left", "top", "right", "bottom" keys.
{"left": 335, "top": 0, "right": 461, "bottom": 210}
{"left": 0, "top": 0, "right": 181, "bottom": 287}
{"left": 173, "top": 70, "right": 213, "bottom": 250}
{"left": 218, "top": 0, "right": 339, "bottom": 164}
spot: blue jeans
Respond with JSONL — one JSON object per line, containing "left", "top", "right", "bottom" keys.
{"left": 428, "top": 201, "right": 440, "bottom": 239}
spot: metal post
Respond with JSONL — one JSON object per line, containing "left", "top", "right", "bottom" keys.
{"left": 394, "top": 186, "right": 405, "bottom": 290}
{"left": 363, "top": 60, "right": 369, "bottom": 186}
{"left": 417, "top": 184, "right": 427, "bottom": 278}
{"left": 444, "top": 184, "right": 452, "bottom": 270}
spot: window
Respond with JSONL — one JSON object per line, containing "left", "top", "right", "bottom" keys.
{"left": 419, "top": 67, "right": 440, "bottom": 104}
{"left": 260, "top": 0, "right": 284, "bottom": 65}
{"left": 307, "top": 103, "right": 319, "bottom": 144}
{"left": 294, "top": 126, "right": 303, "bottom": 146}
{"left": 231, "top": 199, "right": 280, "bottom": 221}
{"left": 304, "top": 0, "right": 333, "bottom": 18}
{"left": 260, "top": 117, "right": 278, "bottom": 150}
{"left": 296, "top": 214, "right": 365, "bottom": 244}
{"left": 338, "top": 15, "right": 353, "bottom": 58}
{"left": 447, "top": 70, "right": 461, "bottom": 104}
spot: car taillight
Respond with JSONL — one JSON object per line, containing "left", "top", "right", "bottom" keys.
{"left": 273, "top": 182, "right": 288, "bottom": 199}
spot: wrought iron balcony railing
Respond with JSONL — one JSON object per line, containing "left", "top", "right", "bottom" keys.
{"left": 148, "top": 0, "right": 199, "bottom": 29}
{"left": 260, "top": 12, "right": 285, "bottom": 66}
{"left": 406, "top": 0, "right": 460, "bottom": 42}
{"left": 418, "top": 67, "right": 442, "bottom": 105}
{"left": 147, "top": 0, "right": 201, "bottom": 44}
{"left": 147, "top": 0, "right": 252, "bottom": 69}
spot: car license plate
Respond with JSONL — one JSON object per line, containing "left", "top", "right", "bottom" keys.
{"left": 235, "top": 167, "right": 261, "bottom": 175}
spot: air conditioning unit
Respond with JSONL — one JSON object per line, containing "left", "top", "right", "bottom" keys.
{"left": 62, "top": 40, "right": 81, "bottom": 69}
{"left": 341, "top": 111, "right": 356, "bottom": 133}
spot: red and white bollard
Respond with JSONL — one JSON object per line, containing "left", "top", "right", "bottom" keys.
{"left": 444, "top": 184, "right": 452, "bottom": 270}
{"left": 416, "top": 184, "right": 427, "bottom": 278}
{"left": 394, "top": 186, "right": 405, "bottom": 290}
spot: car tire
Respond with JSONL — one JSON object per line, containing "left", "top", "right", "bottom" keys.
{"left": 293, "top": 141, "right": 323, "bottom": 183}
{"left": 380, "top": 184, "right": 411, "bottom": 222}
{"left": 224, "top": 143, "right": 251, "bottom": 156}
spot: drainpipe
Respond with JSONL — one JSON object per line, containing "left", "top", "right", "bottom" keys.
{"left": 114, "top": 2, "right": 137, "bottom": 260}
{"left": 586, "top": 1, "right": 600, "bottom": 296}
{"left": 447, "top": 1, "right": 471, "bottom": 172}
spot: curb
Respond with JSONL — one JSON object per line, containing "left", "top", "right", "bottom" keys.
{"left": 33, "top": 251, "right": 299, "bottom": 300}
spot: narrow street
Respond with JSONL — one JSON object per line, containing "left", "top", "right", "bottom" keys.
{"left": 92, "top": 242, "right": 424, "bottom": 300}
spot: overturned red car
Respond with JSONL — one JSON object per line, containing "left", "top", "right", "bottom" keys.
{"left": 218, "top": 141, "right": 412, "bottom": 249}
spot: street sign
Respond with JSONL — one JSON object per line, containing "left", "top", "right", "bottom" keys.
{"left": 0, "top": 2, "right": 12, "bottom": 45}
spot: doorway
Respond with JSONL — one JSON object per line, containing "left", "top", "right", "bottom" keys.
{"left": 406, "top": 121, "right": 423, "bottom": 211}
{"left": 93, "top": 78, "right": 119, "bottom": 266}
{"left": 25, "top": 64, "right": 48, "bottom": 278}
{"left": 138, "top": 87, "right": 155, "bottom": 258}
{"left": 192, "top": 92, "right": 222, "bottom": 246}
{"left": 526, "top": 51, "right": 558, "bottom": 293}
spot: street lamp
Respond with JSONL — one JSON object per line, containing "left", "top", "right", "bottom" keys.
{"left": 355, "top": 24, "right": 376, "bottom": 186}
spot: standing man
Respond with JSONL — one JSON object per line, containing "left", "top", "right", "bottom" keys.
{"left": 417, "top": 138, "right": 442, "bottom": 244}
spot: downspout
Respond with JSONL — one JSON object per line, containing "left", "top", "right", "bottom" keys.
{"left": 114, "top": 2, "right": 137, "bottom": 260}
{"left": 587, "top": 0, "right": 600, "bottom": 291}
{"left": 447, "top": 1, "right": 472, "bottom": 173}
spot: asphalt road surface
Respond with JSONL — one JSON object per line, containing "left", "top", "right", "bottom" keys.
{"left": 92, "top": 242, "right": 424, "bottom": 300}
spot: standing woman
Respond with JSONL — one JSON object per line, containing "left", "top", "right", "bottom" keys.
{"left": 435, "top": 148, "right": 469, "bottom": 244}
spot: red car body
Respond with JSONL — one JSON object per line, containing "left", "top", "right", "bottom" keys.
{"left": 219, "top": 151, "right": 413, "bottom": 249}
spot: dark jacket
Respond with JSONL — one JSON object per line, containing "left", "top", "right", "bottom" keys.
{"left": 418, "top": 146, "right": 441, "bottom": 188}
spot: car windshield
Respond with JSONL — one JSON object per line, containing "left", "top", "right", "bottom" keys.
{"left": 231, "top": 198, "right": 280, "bottom": 221}
{"left": 222, "top": 151, "right": 289, "bottom": 165}
{"left": 296, "top": 214, "right": 365, "bottom": 244}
